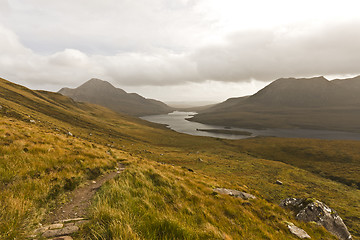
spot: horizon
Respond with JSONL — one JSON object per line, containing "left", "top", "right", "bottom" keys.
{"left": 1, "top": 0, "right": 360, "bottom": 102}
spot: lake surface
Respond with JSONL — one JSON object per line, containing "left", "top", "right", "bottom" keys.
{"left": 141, "top": 111, "right": 360, "bottom": 140}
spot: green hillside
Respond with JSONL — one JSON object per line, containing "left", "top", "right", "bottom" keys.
{"left": 0, "top": 77, "right": 359, "bottom": 239}
{"left": 190, "top": 76, "right": 360, "bottom": 133}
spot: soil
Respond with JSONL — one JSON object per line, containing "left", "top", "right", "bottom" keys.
{"left": 45, "top": 164, "right": 125, "bottom": 223}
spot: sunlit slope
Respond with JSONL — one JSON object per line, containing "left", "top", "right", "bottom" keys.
{"left": 79, "top": 160, "right": 336, "bottom": 240}
{"left": 0, "top": 77, "right": 359, "bottom": 239}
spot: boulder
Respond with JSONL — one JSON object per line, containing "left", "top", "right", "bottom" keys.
{"left": 287, "top": 222, "right": 311, "bottom": 239}
{"left": 280, "top": 198, "right": 352, "bottom": 240}
{"left": 213, "top": 188, "right": 256, "bottom": 200}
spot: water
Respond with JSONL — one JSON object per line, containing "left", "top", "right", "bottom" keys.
{"left": 141, "top": 111, "right": 360, "bottom": 140}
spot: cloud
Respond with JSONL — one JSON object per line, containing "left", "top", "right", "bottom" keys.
{"left": 192, "top": 21, "right": 360, "bottom": 82}
{"left": 0, "top": 24, "right": 200, "bottom": 89}
{"left": 2, "top": 0, "right": 208, "bottom": 54}
{"left": 1, "top": 19, "right": 360, "bottom": 93}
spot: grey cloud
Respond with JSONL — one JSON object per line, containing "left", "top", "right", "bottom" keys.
{"left": 100, "top": 52, "right": 201, "bottom": 86}
{"left": 192, "top": 21, "right": 360, "bottom": 82}
{"left": 2, "top": 19, "right": 360, "bottom": 92}
{"left": 3, "top": 0, "right": 207, "bottom": 54}
{"left": 0, "top": 23, "right": 200, "bottom": 89}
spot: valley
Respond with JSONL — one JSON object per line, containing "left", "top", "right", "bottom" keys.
{"left": 0, "top": 77, "right": 359, "bottom": 239}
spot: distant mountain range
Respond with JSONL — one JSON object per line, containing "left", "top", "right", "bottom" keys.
{"left": 59, "top": 78, "right": 173, "bottom": 116}
{"left": 190, "top": 76, "right": 360, "bottom": 133}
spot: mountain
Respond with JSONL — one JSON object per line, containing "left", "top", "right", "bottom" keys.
{"left": 59, "top": 78, "right": 173, "bottom": 116}
{"left": 1, "top": 76, "right": 359, "bottom": 239}
{"left": 190, "top": 76, "right": 360, "bottom": 132}
{"left": 245, "top": 76, "right": 360, "bottom": 107}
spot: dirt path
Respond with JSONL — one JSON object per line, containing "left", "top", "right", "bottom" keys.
{"left": 45, "top": 164, "right": 125, "bottom": 223}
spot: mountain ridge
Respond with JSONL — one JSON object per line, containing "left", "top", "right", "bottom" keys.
{"left": 191, "top": 75, "right": 360, "bottom": 132}
{"left": 59, "top": 78, "right": 173, "bottom": 116}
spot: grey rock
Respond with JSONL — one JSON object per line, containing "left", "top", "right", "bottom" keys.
{"left": 287, "top": 222, "right": 311, "bottom": 239}
{"left": 34, "top": 223, "right": 63, "bottom": 234}
{"left": 213, "top": 188, "right": 256, "bottom": 200}
{"left": 275, "top": 180, "right": 283, "bottom": 185}
{"left": 280, "top": 198, "right": 352, "bottom": 240}
{"left": 50, "top": 236, "right": 74, "bottom": 240}
{"left": 42, "top": 226, "right": 79, "bottom": 238}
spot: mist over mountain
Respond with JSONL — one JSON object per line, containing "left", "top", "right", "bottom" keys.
{"left": 59, "top": 78, "right": 173, "bottom": 116}
{"left": 190, "top": 76, "right": 360, "bottom": 132}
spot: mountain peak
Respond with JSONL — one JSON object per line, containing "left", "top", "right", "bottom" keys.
{"left": 79, "top": 78, "right": 116, "bottom": 89}
{"left": 58, "top": 79, "right": 173, "bottom": 116}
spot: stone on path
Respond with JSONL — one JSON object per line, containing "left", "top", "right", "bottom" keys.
{"left": 50, "top": 236, "right": 73, "bottom": 240}
{"left": 42, "top": 226, "right": 79, "bottom": 238}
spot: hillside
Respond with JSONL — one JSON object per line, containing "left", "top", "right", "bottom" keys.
{"left": 59, "top": 78, "right": 173, "bottom": 116}
{"left": 1, "top": 77, "right": 359, "bottom": 239}
{"left": 190, "top": 76, "right": 360, "bottom": 132}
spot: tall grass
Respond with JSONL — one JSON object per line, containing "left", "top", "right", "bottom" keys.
{"left": 0, "top": 117, "right": 125, "bottom": 239}
{"left": 79, "top": 160, "right": 335, "bottom": 240}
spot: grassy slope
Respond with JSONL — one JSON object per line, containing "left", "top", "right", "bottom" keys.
{"left": 78, "top": 160, "right": 335, "bottom": 240}
{"left": 0, "top": 77, "right": 359, "bottom": 239}
{"left": 190, "top": 105, "right": 360, "bottom": 133}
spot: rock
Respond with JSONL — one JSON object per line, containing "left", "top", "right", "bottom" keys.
{"left": 275, "top": 180, "right": 283, "bottom": 185}
{"left": 213, "top": 188, "right": 256, "bottom": 200}
{"left": 287, "top": 222, "right": 311, "bottom": 239}
{"left": 57, "top": 217, "right": 87, "bottom": 223}
{"left": 181, "top": 166, "right": 194, "bottom": 172}
{"left": 280, "top": 198, "right": 352, "bottom": 240}
{"left": 50, "top": 236, "right": 73, "bottom": 240}
{"left": 34, "top": 223, "right": 63, "bottom": 234}
{"left": 42, "top": 226, "right": 79, "bottom": 238}
{"left": 29, "top": 119, "right": 36, "bottom": 123}
{"left": 48, "top": 223, "right": 64, "bottom": 230}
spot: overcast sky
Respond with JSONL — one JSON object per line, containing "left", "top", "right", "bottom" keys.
{"left": 1, "top": 0, "right": 360, "bottom": 103}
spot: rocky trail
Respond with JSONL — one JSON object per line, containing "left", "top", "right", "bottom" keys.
{"left": 30, "top": 164, "right": 125, "bottom": 240}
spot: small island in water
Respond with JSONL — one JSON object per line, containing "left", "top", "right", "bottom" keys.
{"left": 196, "top": 128, "right": 252, "bottom": 136}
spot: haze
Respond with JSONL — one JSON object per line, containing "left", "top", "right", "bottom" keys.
{"left": 1, "top": 0, "right": 360, "bottom": 103}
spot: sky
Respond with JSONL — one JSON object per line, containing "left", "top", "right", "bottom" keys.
{"left": 1, "top": 0, "right": 360, "bottom": 103}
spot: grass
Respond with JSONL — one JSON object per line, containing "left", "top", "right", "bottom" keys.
{"left": 78, "top": 160, "right": 335, "bottom": 240}
{"left": 0, "top": 77, "right": 359, "bottom": 239}
{"left": 196, "top": 129, "right": 252, "bottom": 136}
{"left": 0, "top": 117, "right": 128, "bottom": 239}
{"left": 228, "top": 137, "right": 360, "bottom": 189}
{"left": 190, "top": 104, "right": 360, "bottom": 133}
